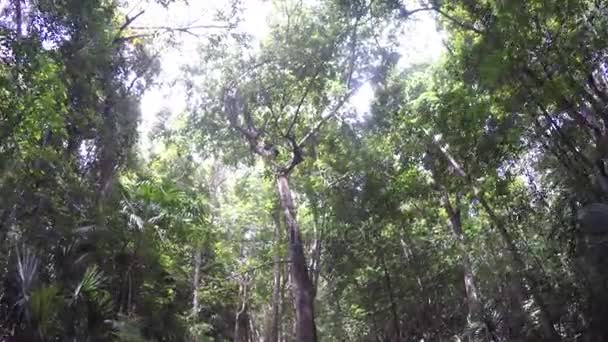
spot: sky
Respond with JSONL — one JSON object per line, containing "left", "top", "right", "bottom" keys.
{"left": 130, "top": 0, "right": 444, "bottom": 147}
{"left": 130, "top": 0, "right": 272, "bottom": 147}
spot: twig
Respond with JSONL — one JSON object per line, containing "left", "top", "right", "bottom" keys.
{"left": 113, "top": 10, "right": 146, "bottom": 44}
{"left": 120, "top": 10, "right": 146, "bottom": 32}
{"left": 228, "top": 259, "right": 292, "bottom": 280}
{"left": 286, "top": 68, "right": 323, "bottom": 137}
{"left": 130, "top": 23, "right": 232, "bottom": 34}
{"left": 400, "top": 5, "right": 484, "bottom": 35}
{"left": 297, "top": 86, "right": 359, "bottom": 149}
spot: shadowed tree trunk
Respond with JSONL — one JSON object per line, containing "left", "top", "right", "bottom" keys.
{"left": 277, "top": 174, "right": 317, "bottom": 342}
{"left": 379, "top": 253, "right": 401, "bottom": 341}
{"left": 235, "top": 280, "right": 250, "bottom": 342}
{"left": 265, "top": 207, "right": 282, "bottom": 342}
{"left": 281, "top": 261, "right": 290, "bottom": 342}
{"left": 429, "top": 161, "right": 484, "bottom": 326}
{"left": 577, "top": 203, "right": 608, "bottom": 341}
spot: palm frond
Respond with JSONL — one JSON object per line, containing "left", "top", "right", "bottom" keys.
{"left": 72, "top": 265, "right": 106, "bottom": 304}
{"left": 95, "top": 290, "right": 115, "bottom": 317}
{"left": 128, "top": 213, "right": 145, "bottom": 231}
{"left": 16, "top": 246, "right": 39, "bottom": 296}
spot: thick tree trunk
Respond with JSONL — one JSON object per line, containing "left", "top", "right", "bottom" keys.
{"left": 276, "top": 174, "right": 317, "bottom": 342}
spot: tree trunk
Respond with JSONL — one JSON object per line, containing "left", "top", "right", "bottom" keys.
{"left": 235, "top": 281, "right": 250, "bottom": 342}
{"left": 504, "top": 271, "right": 528, "bottom": 341}
{"left": 265, "top": 209, "right": 282, "bottom": 342}
{"left": 430, "top": 132, "right": 561, "bottom": 341}
{"left": 14, "top": 0, "right": 22, "bottom": 38}
{"left": 442, "top": 192, "right": 482, "bottom": 322}
{"left": 276, "top": 173, "right": 317, "bottom": 342}
{"left": 379, "top": 253, "right": 401, "bottom": 341}
{"left": 441, "top": 191, "right": 501, "bottom": 341}
{"left": 477, "top": 194, "right": 559, "bottom": 341}
{"left": 308, "top": 208, "right": 323, "bottom": 295}
{"left": 192, "top": 248, "right": 202, "bottom": 318}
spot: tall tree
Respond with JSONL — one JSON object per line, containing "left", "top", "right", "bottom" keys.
{"left": 185, "top": 0, "right": 394, "bottom": 339}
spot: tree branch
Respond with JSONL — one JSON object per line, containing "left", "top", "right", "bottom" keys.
{"left": 294, "top": 13, "right": 362, "bottom": 150}
{"left": 281, "top": 135, "right": 304, "bottom": 175}
{"left": 129, "top": 23, "right": 232, "bottom": 36}
{"left": 224, "top": 88, "right": 279, "bottom": 160}
{"left": 286, "top": 68, "right": 323, "bottom": 137}
{"left": 297, "top": 86, "right": 358, "bottom": 149}
{"left": 113, "top": 10, "right": 146, "bottom": 44}
{"left": 400, "top": 4, "right": 484, "bottom": 35}
{"left": 121, "top": 10, "right": 146, "bottom": 32}
{"left": 113, "top": 34, "right": 153, "bottom": 44}
{"left": 228, "top": 260, "right": 292, "bottom": 280}
{"left": 345, "top": 15, "right": 361, "bottom": 89}
{"left": 433, "top": 7, "right": 484, "bottom": 35}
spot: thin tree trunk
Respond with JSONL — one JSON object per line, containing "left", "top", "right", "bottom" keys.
{"left": 276, "top": 173, "right": 317, "bottom": 342}
{"left": 192, "top": 248, "right": 202, "bottom": 318}
{"left": 399, "top": 233, "right": 426, "bottom": 294}
{"left": 442, "top": 191, "right": 482, "bottom": 322}
{"left": 280, "top": 261, "right": 289, "bottom": 342}
{"left": 249, "top": 314, "right": 260, "bottom": 342}
{"left": 127, "top": 272, "right": 133, "bottom": 314}
{"left": 379, "top": 253, "right": 401, "bottom": 341}
{"left": 441, "top": 190, "right": 501, "bottom": 342}
{"left": 235, "top": 281, "right": 249, "bottom": 342}
{"left": 266, "top": 209, "right": 282, "bottom": 342}
{"left": 429, "top": 131, "right": 561, "bottom": 341}
{"left": 477, "top": 194, "right": 559, "bottom": 341}
{"left": 14, "top": 0, "right": 22, "bottom": 38}
{"left": 308, "top": 208, "right": 323, "bottom": 295}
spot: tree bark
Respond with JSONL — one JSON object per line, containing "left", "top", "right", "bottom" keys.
{"left": 281, "top": 261, "right": 290, "bottom": 342}
{"left": 265, "top": 209, "right": 282, "bottom": 342}
{"left": 276, "top": 173, "right": 317, "bottom": 342}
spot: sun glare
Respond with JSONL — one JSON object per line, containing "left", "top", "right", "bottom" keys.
{"left": 135, "top": 0, "right": 443, "bottom": 147}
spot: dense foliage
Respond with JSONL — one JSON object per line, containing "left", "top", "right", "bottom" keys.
{"left": 2, "top": 0, "right": 608, "bottom": 341}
